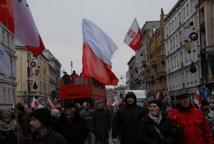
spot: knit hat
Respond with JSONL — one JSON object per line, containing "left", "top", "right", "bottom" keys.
{"left": 149, "top": 100, "right": 163, "bottom": 110}
{"left": 31, "top": 108, "right": 51, "bottom": 127}
{"left": 176, "top": 94, "right": 189, "bottom": 99}
{"left": 15, "top": 103, "right": 25, "bottom": 112}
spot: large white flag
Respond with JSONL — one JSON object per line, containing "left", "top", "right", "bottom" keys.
{"left": 0, "top": 46, "right": 12, "bottom": 77}
{"left": 82, "top": 18, "right": 118, "bottom": 85}
{"left": 124, "top": 18, "right": 142, "bottom": 51}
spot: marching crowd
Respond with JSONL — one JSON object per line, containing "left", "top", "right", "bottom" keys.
{"left": 1, "top": 92, "right": 214, "bottom": 144}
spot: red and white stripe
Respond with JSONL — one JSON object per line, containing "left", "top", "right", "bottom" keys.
{"left": 82, "top": 18, "right": 118, "bottom": 85}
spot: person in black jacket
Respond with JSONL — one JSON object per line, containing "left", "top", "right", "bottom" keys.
{"left": 92, "top": 102, "right": 111, "bottom": 144}
{"left": 112, "top": 92, "right": 144, "bottom": 144}
{"left": 15, "top": 103, "right": 31, "bottom": 143}
{"left": 24, "top": 108, "right": 67, "bottom": 144}
{"left": 56, "top": 101, "right": 88, "bottom": 144}
{"left": 138, "top": 100, "right": 175, "bottom": 144}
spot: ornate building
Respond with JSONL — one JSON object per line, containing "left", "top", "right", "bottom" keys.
{"left": 146, "top": 9, "right": 167, "bottom": 97}
{"left": 0, "top": 23, "right": 16, "bottom": 108}
{"left": 16, "top": 45, "right": 61, "bottom": 105}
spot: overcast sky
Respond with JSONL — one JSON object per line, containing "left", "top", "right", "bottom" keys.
{"left": 28, "top": 0, "right": 178, "bottom": 84}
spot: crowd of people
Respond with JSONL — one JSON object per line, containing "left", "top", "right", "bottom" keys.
{"left": 1, "top": 92, "right": 214, "bottom": 144}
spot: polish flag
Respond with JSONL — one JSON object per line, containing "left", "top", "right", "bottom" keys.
{"left": 0, "top": 0, "right": 14, "bottom": 32}
{"left": 31, "top": 96, "right": 44, "bottom": 109}
{"left": 47, "top": 98, "right": 56, "bottom": 110}
{"left": 13, "top": 0, "right": 45, "bottom": 57}
{"left": 124, "top": 18, "right": 142, "bottom": 51}
{"left": 82, "top": 18, "right": 118, "bottom": 85}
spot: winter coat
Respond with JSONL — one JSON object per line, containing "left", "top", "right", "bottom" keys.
{"left": 23, "top": 129, "right": 67, "bottom": 144}
{"left": 112, "top": 105, "right": 144, "bottom": 144}
{"left": 17, "top": 112, "right": 30, "bottom": 136}
{"left": 0, "top": 119, "right": 19, "bottom": 144}
{"left": 92, "top": 108, "right": 110, "bottom": 143}
{"left": 56, "top": 112, "right": 89, "bottom": 144}
{"left": 168, "top": 107, "right": 214, "bottom": 144}
{"left": 17, "top": 112, "right": 31, "bottom": 143}
{"left": 138, "top": 112, "right": 175, "bottom": 144}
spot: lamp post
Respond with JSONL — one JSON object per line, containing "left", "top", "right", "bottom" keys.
{"left": 27, "top": 53, "right": 31, "bottom": 106}
{"left": 200, "top": 43, "right": 208, "bottom": 86}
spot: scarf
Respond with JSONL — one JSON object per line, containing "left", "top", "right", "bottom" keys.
{"left": 149, "top": 112, "right": 162, "bottom": 125}
{"left": 0, "top": 119, "right": 17, "bottom": 132}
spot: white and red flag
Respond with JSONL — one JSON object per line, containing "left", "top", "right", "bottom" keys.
{"left": 82, "top": 18, "right": 118, "bottom": 85}
{"left": 13, "top": 0, "right": 45, "bottom": 57}
{"left": 31, "top": 96, "right": 44, "bottom": 109}
{"left": 124, "top": 18, "right": 142, "bottom": 51}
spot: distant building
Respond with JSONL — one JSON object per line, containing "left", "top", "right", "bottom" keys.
{"left": 146, "top": 9, "right": 167, "bottom": 97}
{"left": 127, "top": 21, "right": 160, "bottom": 90}
{"left": 43, "top": 49, "right": 61, "bottom": 100}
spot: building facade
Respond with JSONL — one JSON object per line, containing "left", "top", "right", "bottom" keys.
{"left": 43, "top": 49, "right": 61, "bottom": 100}
{"left": 146, "top": 9, "right": 167, "bottom": 97}
{"left": 0, "top": 23, "right": 16, "bottom": 108}
{"left": 16, "top": 46, "right": 61, "bottom": 105}
{"left": 165, "top": 0, "right": 201, "bottom": 97}
{"left": 126, "top": 56, "right": 136, "bottom": 89}
{"left": 198, "top": 0, "right": 214, "bottom": 99}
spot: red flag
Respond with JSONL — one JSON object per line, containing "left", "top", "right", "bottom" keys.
{"left": 0, "top": 0, "right": 14, "bottom": 32}
{"left": 124, "top": 18, "right": 142, "bottom": 51}
{"left": 82, "top": 18, "right": 118, "bottom": 85}
{"left": 13, "top": 0, "right": 45, "bottom": 56}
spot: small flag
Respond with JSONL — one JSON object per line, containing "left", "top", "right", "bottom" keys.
{"left": 124, "top": 18, "right": 142, "bottom": 51}
{"left": 82, "top": 18, "right": 118, "bottom": 85}
{"left": 31, "top": 96, "right": 44, "bottom": 109}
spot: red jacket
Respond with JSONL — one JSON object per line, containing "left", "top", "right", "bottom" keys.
{"left": 168, "top": 107, "right": 214, "bottom": 144}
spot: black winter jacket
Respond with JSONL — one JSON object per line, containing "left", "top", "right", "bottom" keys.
{"left": 138, "top": 113, "right": 175, "bottom": 144}
{"left": 112, "top": 105, "right": 144, "bottom": 144}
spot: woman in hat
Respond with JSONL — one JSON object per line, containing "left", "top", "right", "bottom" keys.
{"left": 0, "top": 109, "right": 20, "bottom": 144}
{"left": 138, "top": 100, "right": 175, "bottom": 144}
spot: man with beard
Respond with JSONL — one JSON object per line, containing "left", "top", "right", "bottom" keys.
{"left": 25, "top": 108, "right": 67, "bottom": 144}
{"left": 168, "top": 94, "right": 213, "bottom": 144}
{"left": 112, "top": 92, "right": 144, "bottom": 144}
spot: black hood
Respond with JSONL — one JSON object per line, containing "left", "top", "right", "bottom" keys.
{"left": 125, "top": 92, "right": 137, "bottom": 106}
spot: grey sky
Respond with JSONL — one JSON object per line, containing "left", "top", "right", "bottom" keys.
{"left": 28, "top": 0, "right": 177, "bottom": 84}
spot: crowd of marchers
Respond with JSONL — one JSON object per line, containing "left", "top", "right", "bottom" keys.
{"left": 1, "top": 92, "right": 214, "bottom": 144}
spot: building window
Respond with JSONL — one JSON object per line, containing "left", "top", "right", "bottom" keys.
{"left": 190, "top": 1, "right": 193, "bottom": 13}
{"left": 183, "top": 7, "right": 186, "bottom": 19}
{"left": 186, "top": 3, "right": 189, "bottom": 17}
